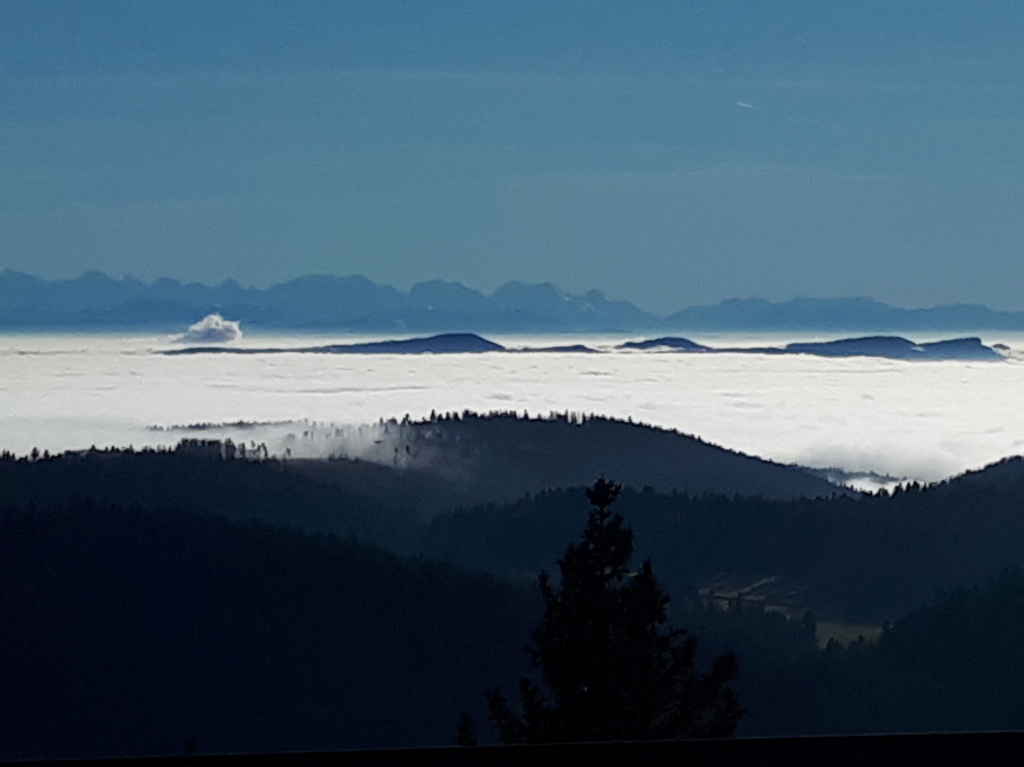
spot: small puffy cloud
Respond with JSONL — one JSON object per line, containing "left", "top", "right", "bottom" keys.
{"left": 178, "top": 313, "right": 243, "bottom": 344}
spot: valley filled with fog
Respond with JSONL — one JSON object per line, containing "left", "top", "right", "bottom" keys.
{"left": 5, "top": 330, "right": 1024, "bottom": 487}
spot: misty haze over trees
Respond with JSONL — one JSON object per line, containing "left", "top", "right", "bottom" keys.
{"left": 6, "top": 413, "right": 1024, "bottom": 757}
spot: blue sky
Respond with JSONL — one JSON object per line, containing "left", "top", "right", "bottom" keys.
{"left": 2, "top": 1, "right": 1021, "bottom": 312}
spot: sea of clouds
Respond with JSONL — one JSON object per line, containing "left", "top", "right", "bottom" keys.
{"left": 3, "top": 331, "right": 1024, "bottom": 487}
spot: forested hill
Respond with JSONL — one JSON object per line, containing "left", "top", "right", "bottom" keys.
{"left": 0, "top": 445, "right": 422, "bottom": 552}
{"left": 0, "top": 498, "right": 537, "bottom": 758}
{"left": 424, "top": 459, "right": 1024, "bottom": 623}
{"left": 10, "top": 437, "right": 1024, "bottom": 623}
{"left": 285, "top": 412, "right": 843, "bottom": 509}
{"left": 0, "top": 412, "right": 840, "bottom": 550}
{"left": 7, "top": 443, "right": 1024, "bottom": 754}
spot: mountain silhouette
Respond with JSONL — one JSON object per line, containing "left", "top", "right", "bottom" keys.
{"left": 7, "top": 269, "right": 1024, "bottom": 332}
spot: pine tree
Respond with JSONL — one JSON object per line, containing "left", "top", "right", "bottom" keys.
{"left": 455, "top": 713, "right": 477, "bottom": 746}
{"left": 487, "top": 478, "right": 743, "bottom": 743}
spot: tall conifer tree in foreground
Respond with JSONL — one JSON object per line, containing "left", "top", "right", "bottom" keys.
{"left": 485, "top": 478, "right": 743, "bottom": 743}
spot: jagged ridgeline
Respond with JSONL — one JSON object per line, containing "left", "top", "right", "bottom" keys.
{"left": 7, "top": 269, "right": 1024, "bottom": 331}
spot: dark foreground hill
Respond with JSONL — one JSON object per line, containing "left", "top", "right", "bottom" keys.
{"left": 7, "top": 493, "right": 1024, "bottom": 757}
{"left": 0, "top": 499, "right": 537, "bottom": 760}
{"left": 7, "top": 447, "right": 1024, "bottom": 753}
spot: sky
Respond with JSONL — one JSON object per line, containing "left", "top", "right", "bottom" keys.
{"left": 1, "top": 1, "right": 1022, "bottom": 314}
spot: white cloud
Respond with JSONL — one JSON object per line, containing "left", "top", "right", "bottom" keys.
{"left": 178, "top": 313, "right": 243, "bottom": 344}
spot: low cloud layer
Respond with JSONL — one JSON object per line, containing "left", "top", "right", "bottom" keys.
{"left": 4, "top": 333, "right": 1024, "bottom": 486}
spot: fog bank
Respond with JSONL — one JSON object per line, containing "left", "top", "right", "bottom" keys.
{"left": 4, "top": 332, "right": 1024, "bottom": 485}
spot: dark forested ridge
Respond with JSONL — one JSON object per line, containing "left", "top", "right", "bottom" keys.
{"left": 10, "top": 434, "right": 1024, "bottom": 622}
{"left": 284, "top": 411, "right": 844, "bottom": 509}
{"left": 6, "top": 433, "right": 1024, "bottom": 622}
{"left": 5, "top": 430, "right": 1024, "bottom": 756}
{"left": 0, "top": 442, "right": 423, "bottom": 553}
{"left": 425, "top": 457, "right": 1024, "bottom": 622}
{"left": 0, "top": 498, "right": 538, "bottom": 759}
{"left": 0, "top": 409, "right": 844, "bottom": 536}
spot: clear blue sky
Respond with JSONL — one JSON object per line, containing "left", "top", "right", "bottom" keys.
{"left": 2, "top": 1, "right": 1021, "bottom": 312}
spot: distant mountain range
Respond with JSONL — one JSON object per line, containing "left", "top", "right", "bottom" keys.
{"left": 4, "top": 269, "right": 1024, "bottom": 332}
